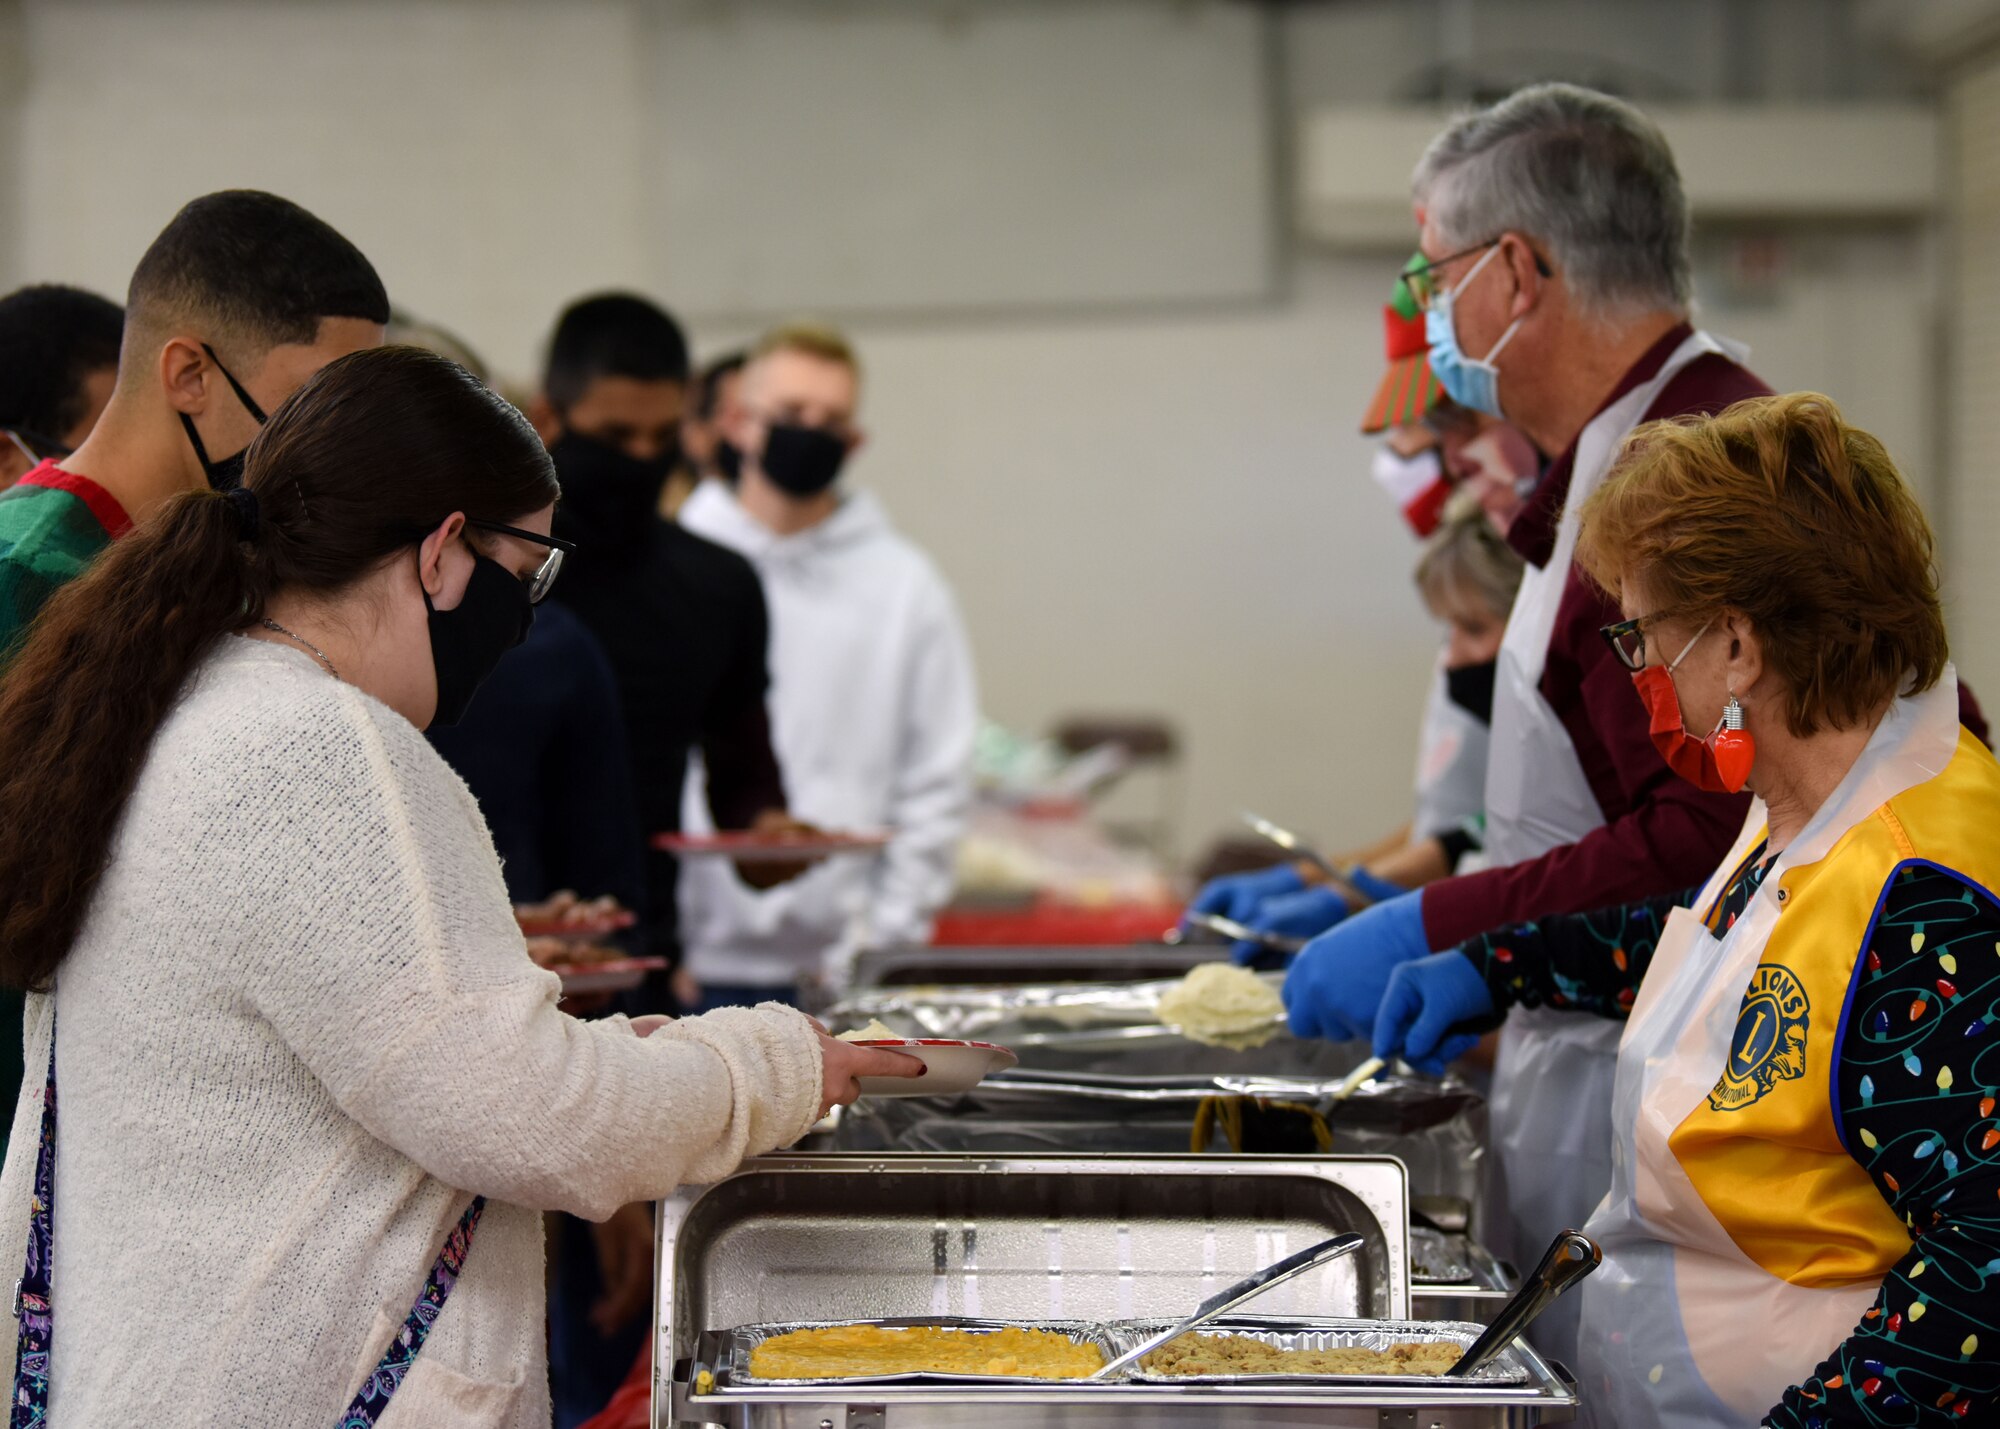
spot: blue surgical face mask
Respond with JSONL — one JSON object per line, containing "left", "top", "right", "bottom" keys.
{"left": 1425, "top": 244, "right": 1521, "bottom": 420}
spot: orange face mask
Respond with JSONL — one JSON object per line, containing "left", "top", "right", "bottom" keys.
{"left": 1630, "top": 620, "right": 1756, "bottom": 794}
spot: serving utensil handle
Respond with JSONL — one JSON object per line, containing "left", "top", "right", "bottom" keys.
{"left": 1089, "top": 1232, "right": 1366, "bottom": 1379}
{"left": 1446, "top": 1228, "right": 1600, "bottom": 1377}
{"left": 1240, "top": 812, "right": 1377, "bottom": 912}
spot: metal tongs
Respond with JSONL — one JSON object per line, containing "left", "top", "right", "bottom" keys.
{"left": 1167, "top": 910, "right": 1306, "bottom": 957}
{"left": 1446, "top": 1229, "right": 1600, "bottom": 1376}
{"left": 1089, "top": 1233, "right": 1366, "bottom": 1379}
{"left": 1241, "top": 812, "right": 1377, "bottom": 912}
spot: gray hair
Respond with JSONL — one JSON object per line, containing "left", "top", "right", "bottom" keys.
{"left": 1413, "top": 83, "right": 1691, "bottom": 318}
{"left": 1415, "top": 495, "right": 1525, "bottom": 621}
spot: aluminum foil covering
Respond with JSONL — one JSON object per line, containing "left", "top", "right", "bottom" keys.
{"left": 1409, "top": 1227, "right": 1478, "bottom": 1285}
{"left": 831, "top": 1067, "right": 1484, "bottom": 1211}
{"left": 712, "top": 1317, "right": 1121, "bottom": 1387}
{"left": 1113, "top": 1316, "right": 1530, "bottom": 1386}
{"left": 829, "top": 975, "right": 1436, "bottom": 1083}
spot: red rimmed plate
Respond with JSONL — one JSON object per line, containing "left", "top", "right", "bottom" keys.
{"left": 517, "top": 909, "right": 639, "bottom": 941}
{"left": 847, "top": 1038, "right": 1019, "bottom": 1097}
{"left": 652, "top": 831, "right": 892, "bottom": 862}
{"left": 551, "top": 955, "right": 668, "bottom": 995}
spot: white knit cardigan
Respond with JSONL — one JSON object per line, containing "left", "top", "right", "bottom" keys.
{"left": 0, "top": 638, "right": 825, "bottom": 1427}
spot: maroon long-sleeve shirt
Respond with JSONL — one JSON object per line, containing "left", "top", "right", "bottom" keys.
{"left": 1423, "top": 326, "right": 1760, "bottom": 948}
{"left": 1421, "top": 325, "right": 1989, "bottom": 950}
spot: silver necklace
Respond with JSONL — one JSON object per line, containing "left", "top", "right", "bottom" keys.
{"left": 260, "top": 617, "right": 340, "bottom": 681}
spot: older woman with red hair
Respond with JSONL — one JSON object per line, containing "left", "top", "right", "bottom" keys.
{"left": 1371, "top": 392, "right": 2000, "bottom": 1427}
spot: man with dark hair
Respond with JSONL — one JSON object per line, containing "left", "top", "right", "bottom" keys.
{"left": 0, "top": 190, "right": 385, "bottom": 653}
{"left": 532, "top": 294, "right": 793, "bottom": 963}
{"left": 0, "top": 284, "right": 124, "bottom": 487}
{"left": 0, "top": 190, "right": 384, "bottom": 1175}
{"left": 530, "top": 294, "right": 798, "bottom": 1426}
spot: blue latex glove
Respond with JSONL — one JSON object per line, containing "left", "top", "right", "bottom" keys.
{"left": 1373, "top": 951, "right": 1496, "bottom": 1078}
{"left": 1230, "top": 885, "right": 1351, "bottom": 965}
{"left": 1186, "top": 863, "right": 1304, "bottom": 927}
{"left": 1282, "top": 889, "right": 1431, "bottom": 1043}
{"left": 1346, "top": 865, "right": 1409, "bottom": 906}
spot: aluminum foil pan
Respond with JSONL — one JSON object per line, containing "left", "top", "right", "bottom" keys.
{"left": 1409, "top": 1226, "right": 1478, "bottom": 1285}
{"left": 711, "top": 1317, "right": 1122, "bottom": 1387}
{"left": 830, "top": 975, "right": 1231, "bottom": 1038}
{"left": 1111, "top": 1316, "right": 1530, "bottom": 1386}
{"left": 829, "top": 977, "right": 1369, "bottom": 1081}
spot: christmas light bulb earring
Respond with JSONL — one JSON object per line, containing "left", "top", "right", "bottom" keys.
{"left": 1712, "top": 692, "right": 1756, "bottom": 793}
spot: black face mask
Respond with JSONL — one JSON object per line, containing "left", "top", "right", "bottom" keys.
{"left": 759, "top": 422, "right": 849, "bottom": 497}
{"left": 424, "top": 549, "right": 534, "bottom": 728}
{"left": 713, "top": 437, "right": 743, "bottom": 485}
{"left": 1444, "top": 658, "right": 1498, "bottom": 725}
{"left": 180, "top": 343, "right": 267, "bottom": 491}
{"left": 548, "top": 430, "right": 675, "bottom": 552}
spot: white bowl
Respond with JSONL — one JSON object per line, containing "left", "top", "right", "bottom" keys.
{"left": 849, "top": 1038, "right": 1019, "bottom": 1097}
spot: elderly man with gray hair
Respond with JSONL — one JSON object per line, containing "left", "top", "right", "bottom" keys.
{"left": 1282, "top": 82, "right": 1772, "bottom": 1379}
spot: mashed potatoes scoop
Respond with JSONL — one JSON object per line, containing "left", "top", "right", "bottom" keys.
{"left": 1155, "top": 963, "right": 1287, "bottom": 1050}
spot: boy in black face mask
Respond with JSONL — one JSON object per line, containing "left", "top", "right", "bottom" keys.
{"left": 0, "top": 191, "right": 385, "bottom": 663}
{"left": 677, "top": 322, "right": 979, "bottom": 1010}
{"left": 529, "top": 295, "right": 802, "bottom": 969}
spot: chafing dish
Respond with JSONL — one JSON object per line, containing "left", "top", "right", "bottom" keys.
{"left": 1413, "top": 1232, "right": 1516, "bottom": 1326}
{"left": 832, "top": 1064, "right": 1486, "bottom": 1210}
{"left": 657, "top": 1155, "right": 1578, "bottom": 1426}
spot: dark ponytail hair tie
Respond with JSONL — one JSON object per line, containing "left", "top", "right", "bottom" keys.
{"left": 223, "top": 485, "right": 260, "bottom": 542}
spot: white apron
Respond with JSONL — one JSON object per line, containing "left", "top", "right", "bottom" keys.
{"left": 1580, "top": 673, "right": 1962, "bottom": 1428}
{"left": 1481, "top": 330, "right": 1736, "bottom": 1368}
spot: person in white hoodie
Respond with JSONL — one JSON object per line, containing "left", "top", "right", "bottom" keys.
{"left": 678, "top": 322, "right": 978, "bottom": 1006}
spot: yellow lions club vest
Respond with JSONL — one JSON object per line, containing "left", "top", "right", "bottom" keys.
{"left": 1669, "top": 726, "right": 2000, "bottom": 1286}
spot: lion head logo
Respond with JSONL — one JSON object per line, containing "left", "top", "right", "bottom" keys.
{"left": 1708, "top": 964, "right": 1811, "bottom": 1113}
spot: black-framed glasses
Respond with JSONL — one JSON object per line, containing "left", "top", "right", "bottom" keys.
{"left": 3, "top": 427, "right": 72, "bottom": 464}
{"left": 467, "top": 519, "right": 574, "bottom": 604}
{"left": 1403, "top": 239, "right": 1556, "bottom": 311}
{"left": 1600, "top": 612, "right": 1672, "bottom": 673}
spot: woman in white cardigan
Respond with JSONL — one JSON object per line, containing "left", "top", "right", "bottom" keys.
{"left": 0, "top": 346, "right": 918, "bottom": 1428}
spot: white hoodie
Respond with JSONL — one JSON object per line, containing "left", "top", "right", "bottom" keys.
{"left": 677, "top": 480, "right": 979, "bottom": 987}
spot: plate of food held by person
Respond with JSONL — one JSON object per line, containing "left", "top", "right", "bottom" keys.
{"left": 836, "top": 1020, "right": 1017, "bottom": 1096}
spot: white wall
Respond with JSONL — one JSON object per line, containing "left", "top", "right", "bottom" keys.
{"left": 0, "top": 0, "right": 1955, "bottom": 865}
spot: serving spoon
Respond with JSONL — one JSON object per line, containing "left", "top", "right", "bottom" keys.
{"left": 1089, "top": 1233, "right": 1366, "bottom": 1380}
{"left": 1446, "top": 1229, "right": 1600, "bottom": 1376}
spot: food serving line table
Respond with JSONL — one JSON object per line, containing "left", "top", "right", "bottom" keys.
{"left": 653, "top": 1155, "right": 1574, "bottom": 1427}
{"left": 644, "top": 942, "right": 1569, "bottom": 1426}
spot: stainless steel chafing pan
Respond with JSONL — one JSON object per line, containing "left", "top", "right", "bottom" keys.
{"left": 678, "top": 1324, "right": 1574, "bottom": 1428}
{"left": 657, "top": 1155, "right": 1580, "bottom": 1426}
{"left": 1413, "top": 1233, "right": 1517, "bottom": 1325}
{"left": 831, "top": 1066, "right": 1487, "bottom": 1211}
